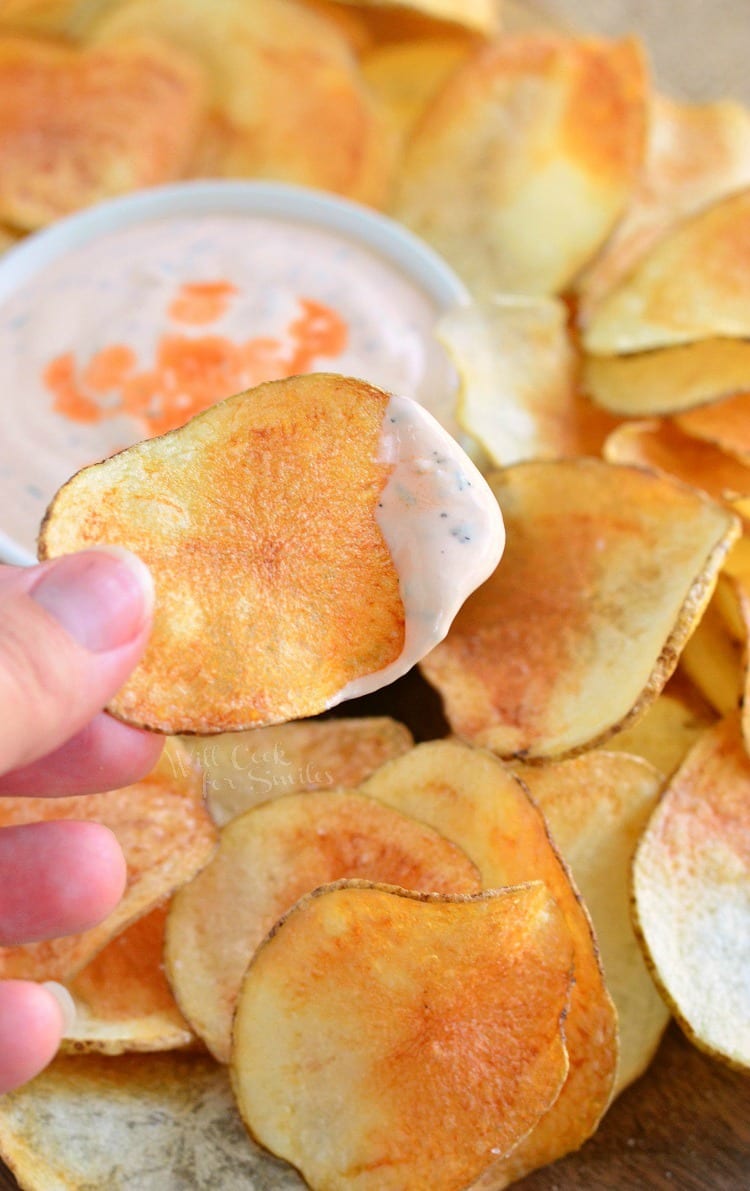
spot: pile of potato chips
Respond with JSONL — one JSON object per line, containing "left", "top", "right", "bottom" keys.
{"left": 0, "top": 0, "right": 749, "bottom": 1188}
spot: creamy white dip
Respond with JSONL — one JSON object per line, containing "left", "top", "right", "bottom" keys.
{"left": 0, "top": 212, "right": 459, "bottom": 558}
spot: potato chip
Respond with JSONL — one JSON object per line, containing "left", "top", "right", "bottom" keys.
{"left": 361, "top": 740, "right": 617, "bottom": 1184}
{"left": 420, "top": 459, "right": 739, "bottom": 758}
{"left": 232, "top": 881, "right": 573, "bottom": 1191}
{"left": 583, "top": 338, "right": 750, "bottom": 417}
{"left": 604, "top": 418, "right": 750, "bottom": 504}
{"left": 584, "top": 189, "right": 750, "bottom": 355}
{"left": 392, "top": 33, "right": 647, "bottom": 297}
{"left": 0, "top": 1052, "right": 293, "bottom": 1190}
{"left": 676, "top": 391, "right": 750, "bottom": 463}
{"left": 513, "top": 751, "right": 670, "bottom": 1095}
{"left": 577, "top": 93, "right": 750, "bottom": 321}
{"left": 338, "top": 0, "right": 499, "bottom": 35}
{"left": 608, "top": 680, "right": 715, "bottom": 779}
{"left": 361, "top": 35, "right": 474, "bottom": 148}
{"left": 63, "top": 904, "right": 194, "bottom": 1055}
{"left": 0, "top": 0, "right": 108, "bottom": 36}
{"left": 87, "top": 0, "right": 392, "bottom": 207}
{"left": 39, "top": 375, "right": 405, "bottom": 734}
{"left": 0, "top": 742, "right": 217, "bottom": 981}
{"left": 633, "top": 712, "right": 750, "bottom": 1070}
{"left": 679, "top": 597, "right": 743, "bottom": 717}
{"left": 0, "top": 35, "right": 206, "bottom": 230}
{"left": 439, "top": 296, "right": 586, "bottom": 465}
{"left": 181, "top": 716, "right": 414, "bottom": 826}
{"left": 165, "top": 788, "right": 481, "bottom": 1062}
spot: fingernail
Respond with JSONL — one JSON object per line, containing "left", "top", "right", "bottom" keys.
{"left": 42, "top": 981, "right": 77, "bottom": 1036}
{"left": 30, "top": 547, "right": 154, "bottom": 653}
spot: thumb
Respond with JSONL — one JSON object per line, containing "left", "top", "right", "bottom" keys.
{"left": 0, "top": 549, "right": 154, "bottom": 773}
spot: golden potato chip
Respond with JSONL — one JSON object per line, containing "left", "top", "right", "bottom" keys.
{"left": 0, "top": 0, "right": 108, "bottom": 35}
{"left": 676, "top": 391, "right": 750, "bottom": 463}
{"left": 633, "top": 712, "right": 750, "bottom": 1069}
{"left": 166, "top": 788, "right": 481, "bottom": 1061}
{"left": 361, "top": 740, "right": 617, "bottom": 1184}
{"left": 679, "top": 597, "right": 743, "bottom": 717}
{"left": 604, "top": 418, "right": 750, "bottom": 504}
{"left": 231, "top": 881, "right": 573, "bottom": 1191}
{"left": 0, "top": 1052, "right": 287, "bottom": 1190}
{"left": 513, "top": 751, "right": 670, "bottom": 1095}
{"left": 583, "top": 338, "right": 750, "bottom": 417}
{"left": 0, "top": 35, "right": 206, "bottom": 230}
{"left": 0, "top": 742, "right": 217, "bottom": 981}
{"left": 63, "top": 904, "right": 194, "bottom": 1056}
{"left": 181, "top": 716, "right": 414, "bottom": 826}
{"left": 608, "top": 680, "right": 715, "bottom": 779}
{"left": 584, "top": 189, "right": 750, "bottom": 355}
{"left": 392, "top": 33, "right": 647, "bottom": 297}
{"left": 338, "top": 0, "right": 499, "bottom": 35}
{"left": 39, "top": 375, "right": 406, "bottom": 734}
{"left": 361, "top": 35, "right": 474, "bottom": 148}
{"left": 577, "top": 93, "right": 750, "bottom": 321}
{"left": 87, "top": 0, "right": 392, "bottom": 207}
{"left": 421, "top": 459, "right": 739, "bottom": 758}
{"left": 438, "top": 296, "right": 582, "bottom": 465}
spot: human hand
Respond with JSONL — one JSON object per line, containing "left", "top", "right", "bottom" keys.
{"left": 0, "top": 548, "right": 162, "bottom": 1094}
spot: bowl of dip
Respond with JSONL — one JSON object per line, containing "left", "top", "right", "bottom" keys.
{"left": 0, "top": 180, "right": 469, "bottom": 565}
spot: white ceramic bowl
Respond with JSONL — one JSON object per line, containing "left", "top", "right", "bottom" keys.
{"left": 0, "top": 181, "right": 468, "bottom": 564}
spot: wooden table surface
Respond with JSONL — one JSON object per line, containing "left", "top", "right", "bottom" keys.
{"left": 1, "top": 670, "right": 748, "bottom": 1189}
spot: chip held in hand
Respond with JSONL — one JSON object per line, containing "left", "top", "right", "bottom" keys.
{"left": 38, "top": 373, "right": 504, "bottom": 733}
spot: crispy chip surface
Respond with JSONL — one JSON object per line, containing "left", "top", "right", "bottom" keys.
{"left": 87, "top": 0, "right": 392, "bottom": 207}
{"left": 0, "top": 1052, "right": 301, "bottom": 1190}
{"left": 676, "top": 391, "right": 750, "bottom": 462}
{"left": 166, "top": 788, "right": 481, "bottom": 1062}
{"left": 584, "top": 189, "right": 750, "bottom": 354}
{"left": 514, "top": 751, "right": 670, "bottom": 1095}
{"left": 608, "top": 680, "right": 715, "bottom": 778}
{"left": 362, "top": 740, "right": 617, "bottom": 1185}
{"left": 420, "top": 459, "right": 739, "bottom": 758}
{"left": 361, "top": 35, "right": 474, "bottom": 148}
{"left": 0, "top": 743, "right": 217, "bottom": 981}
{"left": 604, "top": 418, "right": 750, "bottom": 504}
{"left": 182, "top": 716, "right": 414, "bottom": 825}
{"left": 232, "top": 881, "right": 573, "bottom": 1191}
{"left": 679, "top": 597, "right": 744, "bottom": 717}
{"left": 583, "top": 339, "right": 750, "bottom": 417}
{"left": 63, "top": 905, "right": 194, "bottom": 1055}
{"left": 633, "top": 713, "right": 750, "bottom": 1069}
{"left": 0, "top": 35, "right": 206, "bottom": 230}
{"left": 39, "top": 375, "right": 405, "bottom": 733}
{"left": 392, "top": 33, "right": 646, "bottom": 297}
{"left": 577, "top": 93, "right": 750, "bottom": 321}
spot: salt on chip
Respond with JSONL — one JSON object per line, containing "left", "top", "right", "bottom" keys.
{"left": 604, "top": 418, "right": 750, "bottom": 504}
{"left": 583, "top": 338, "right": 750, "bottom": 417}
{"left": 0, "top": 742, "right": 217, "bottom": 981}
{"left": 392, "top": 33, "right": 647, "bottom": 298}
{"left": 0, "top": 35, "right": 206, "bottom": 231}
{"left": 420, "top": 459, "right": 739, "bottom": 758}
{"left": 165, "top": 789, "right": 482, "bottom": 1062}
{"left": 87, "top": 0, "right": 393, "bottom": 208}
{"left": 181, "top": 716, "right": 414, "bottom": 826}
{"left": 38, "top": 375, "right": 406, "bottom": 734}
{"left": 361, "top": 740, "right": 616, "bottom": 1185}
{"left": 676, "top": 391, "right": 750, "bottom": 463}
{"left": 577, "top": 93, "right": 750, "bottom": 321}
{"left": 62, "top": 904, "right": 194, "bottom": 1056}
{"left": 513, "top": 751, "right": 670, "bottom": 1095}
{"left": 439, "top": 296, "right": 585, "bottom": 465}
{"left": 633, "top": 712, "right": 750, "bottom": 1070}
{"left": 584, "top": 188, "right": 750, "bottom": 355}
{"left": 231, "top": 881, "right": 573, "bottom": 1191}
{"left": 0, "top": 1052, "right": 292, "bottom": 1191}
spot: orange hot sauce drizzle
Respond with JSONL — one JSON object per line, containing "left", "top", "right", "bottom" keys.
{"left": 43, "top": 281, "right": 349, "bottom": 437}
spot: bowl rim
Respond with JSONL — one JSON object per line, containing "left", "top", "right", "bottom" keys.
{"left": 0, "top": 180, "right": 469, "bottom": 566}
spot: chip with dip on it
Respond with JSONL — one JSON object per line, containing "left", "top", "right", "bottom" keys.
{"left": 38, "top": 372, "right": 504, "bottom": 734}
